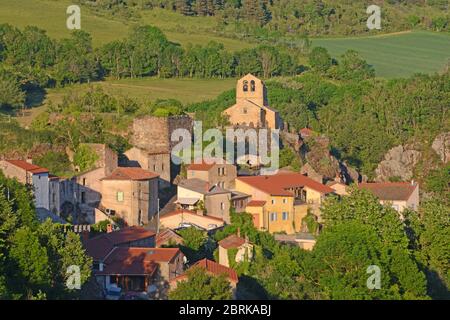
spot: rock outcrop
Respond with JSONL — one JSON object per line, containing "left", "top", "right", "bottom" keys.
{"left": 375, "top": 145, "right": 421, "bottom": 182}
{"left": 432, "top": 132, "right": 450, "bottom": 163}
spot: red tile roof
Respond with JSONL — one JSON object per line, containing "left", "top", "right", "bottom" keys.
{"left": 96, "top": 247, "right": 181, "bottom": 276}
{"left": 358, "top": 182, "right": 418, "bottom": 201}
{"left": 246, "top": 200, "right": 266, "bottom": 207}
{"left": 237, "top": 172, "right": 334, "bottom": 196}
{"left": 102, "top": 167, "right": 159, "bottom": 181}
{"left": 218, "top": 234, "right": 246, "bottom": 249}
{"left": 156, "top": 229, "right": 183, "bottom": 247}
{"left": 194, "top": 259, "right": 238, "bottom": 283}
{"left": 85, "top": 227, "right": 156, "bottom": 261}
{"left": 300, "top": 127, "right": 313, "bottom": 137}
{"left": 171, "top": 259, "right": 238, "bottom": 283}
{"left": 5, "top": 160, "right": 49, "bottom": 174}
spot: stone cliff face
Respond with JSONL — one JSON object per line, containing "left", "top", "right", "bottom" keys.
{"left": 375, "top": 145, "right": 422, "bottom": 182}
{"left": 432, "top": 132, "right": 450, "bottom": 164}
{"left": 375, "top": 132, "right": 449, "bottom": 182}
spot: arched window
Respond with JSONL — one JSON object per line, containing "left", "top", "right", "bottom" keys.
{"left": 243, "top": 80, "right": 248, "bottom": 92}
{"left": 250, "top": 80, "right": 256, "bottom": 92}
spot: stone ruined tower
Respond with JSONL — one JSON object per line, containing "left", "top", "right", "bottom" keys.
{"left": 236, "top": 74, "right": 268, "bottom": 107}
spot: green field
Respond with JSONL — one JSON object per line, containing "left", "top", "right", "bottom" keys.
{"left": 0, "top": 0, "right": 252, "bottom": 50}
{"left": 16, "top": 77, "right": 236, "bottom": 126}
{"left": 313, "top": 31, "right": 450, "bottom": 78}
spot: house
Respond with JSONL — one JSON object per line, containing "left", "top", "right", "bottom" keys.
{"left": 176, "top": 178, "right": 232, "bottom": 223}
{"left": 358, "top": 181, "right": 419, "bottom": 214}
{"left": 63, "top": 143, "right": 118, "bottom": 223}
{"left": 96, "top": 247, "right": 184, "bottom": 298}
{"left": 84, "top": 227, "right": 184, "bottom": 298}
{"left": 156, "top": 229, "right": 184, "bottom": 248}
{"left": 274, "top": 233, "right": 316, "bottom": 251}
{"left": 218, "top": 234, "right": 253, "bottom": 267}
{"left": 223, "top": 74, "right": 282, "bottom": 129}
{"left": 170, "top": 258, "right": 238, "bottom": 298}
{"left": 235, "top": 172, "right": 335, "bottom": 234}
{"left": 159, "top": 209, "right": 225, "bottom": 231}
{"left": 0, "top": 159, "right": 50, "bottom": 210}
{"left": 186, "top": 160, "right": 237, "bottom": 189}
{"left": 327, "top": 180, "right": 349, "bottom": 196}
{"left": 124, "top": 147, "right": 171, "bottom": 189}
{"left": 100, "top": 167, "right": 159, "bottom": 227}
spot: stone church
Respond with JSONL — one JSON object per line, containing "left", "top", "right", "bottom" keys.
{"left": 223, "top": 74, "right": 282, "bottom": 130}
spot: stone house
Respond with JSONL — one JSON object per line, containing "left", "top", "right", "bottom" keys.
{"left": 100, "top": 167, "right": 159, "bottom": 227}
{"left": 186, "top": 160, "right": 237, "bottom": 189}
{"left": 176, "top": 178, "right": 232, "bottom": 223}
{"left": 218, "top": 234, "right": 253, "bottom": 268}
{"left": 223, "top": 74, "right": 282, "bottom": 130}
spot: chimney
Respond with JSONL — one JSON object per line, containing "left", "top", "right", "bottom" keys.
{"left": 26, "top": 158, "right": 33, "bottom": 164}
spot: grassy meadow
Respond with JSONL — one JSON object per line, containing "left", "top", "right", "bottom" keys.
{"left": 0, "top": 0, "right": 252, "bottom": 50}
{"left": 313, "top": 31, "right": 450, "bottom": 78}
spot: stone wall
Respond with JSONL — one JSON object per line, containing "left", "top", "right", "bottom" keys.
{"left": 132, "top": 115, "right": 193, "bottom": 153}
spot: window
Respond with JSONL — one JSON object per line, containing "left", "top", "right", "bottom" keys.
{"left": 221, "top": 202, "right": 225, "bottom": 210}
{"left": 243, "top": 80, "right": 248, "bottom": 92}
{"left": 282, "top": 212, "right": 289, "bottom": 220}
{"left": 153, "top": 164, "right": 157, "bottom": 171}
{"left": 283, "top": 198, "right": 287, "bottom": 204}
{"left": 271, "top": 199, "right": 275, "bottom": 204}
{"left": 250, "top": 80, "right": 255, "bottom": 92}
{"left": 81, "top": 192, "right": 86, "bottom": 204}
{"left": 243, "top": 107, "right": 247, "bottom": 114}
{"left": 117, "top": 191, "right": 124, "bottom": 202}
{"left": 162, "top": 163, "right": 164, "bottom": 171}
{"left": 82, "top": 178, "right": 86, "bottom": 186}
{"left": 270, "top": 212, "right": 277, "bottom": 221}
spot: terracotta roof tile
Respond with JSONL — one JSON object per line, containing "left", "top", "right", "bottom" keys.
{"left": 358, "top": 182, "right": 418, "bottom": 201}
{"left": 194, "top": 259, "right": 238, "bottom": 283}
{"left": 85, "top": 227, "right": 156, "bottom": 261}
{"left": 171, "top": 259, "right": 238, "bottom": 283}
{"left": 156, "top": 229, "right": 183, "bottom": 247}
{"left": 246, "top": 200, "right": 266, "bottom": 207}
{"left": 96, "top": 247, "right": 181, "bottom": 276}
{"left": 6, "top": 160, "right": 49, "bottom": 174}
{"left": 237, "top": 172, "right": 334, "bottom": 196}
{"left": 102, "top": 167, "right": 159, "bottom": 181}
{"left": 218, "top": 234, "right": 246, "bottom": 249}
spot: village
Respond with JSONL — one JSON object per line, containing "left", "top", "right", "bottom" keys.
{"left": 0, "top": 74, "right": 422, "bottom": 300}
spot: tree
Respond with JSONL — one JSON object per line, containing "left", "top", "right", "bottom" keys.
{"left": 0, "top": 75, "right": 25, "bottom": 111}
{"left": 73, "top": 144, "right": 99, "bottom": 172}
{"left": 177, "top": 227, "right": 209, "bottom": 262}
{"left": 322, "top": 187, "right": 409, "bottom": 249}
{"left": 336, "top": 50, "right": 375, "bottom": 81}
{"left": 169, "top": 267, "right": 232, "bottom": 300}
{"left": 307, "top": 221, "right": 427, "bottom": 299}
{"left": 309, "top": 47, "right": 332, "bottom": 73}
